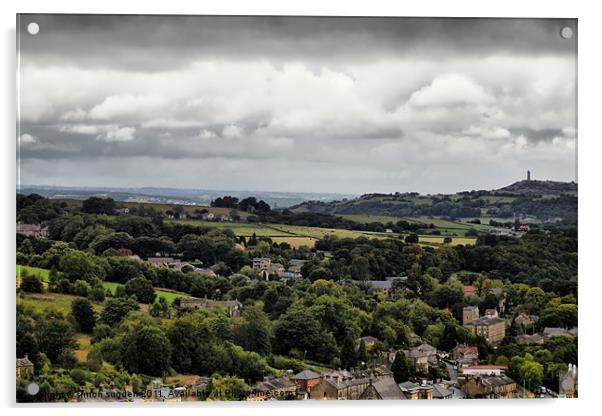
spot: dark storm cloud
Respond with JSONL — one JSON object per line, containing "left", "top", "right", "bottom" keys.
{"left": 509, "top": 128, "right": 568, "bottom": 143}
{"left": 18, "top": 15, "right": 576, "bottom": 71}
{"left": 17, "top": 15, "right": 577, "bottom": 193}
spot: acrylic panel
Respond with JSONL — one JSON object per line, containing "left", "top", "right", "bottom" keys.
{"left": 16, "top": 15, "right": 577, "bottom": 403}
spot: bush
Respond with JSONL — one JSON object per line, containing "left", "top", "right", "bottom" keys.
{"left": 20, "top": 273, "right": 43, "bottom": 293}
{"left": 124, "top": 276, "right": 156, "bottom": 304}
{"left": 89, "top": 287, "right": 106, "bottom": 302}
{"left": 72, "top": 280, "right": 92, "bottom": 297}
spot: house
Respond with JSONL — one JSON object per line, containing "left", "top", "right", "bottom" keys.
{"left": 291, "top": 369, "right": 321, "bottom": 393}
{"left": 515, "top": 333, "right": 545, "bottom": 345}
{"left": 248, "top": 376, "right": 297, "bottom": 401}
{"left": 543, "top": 327, "right": 576, "bottom": 339}
{"left": 464, "top": 316, "right": 506, "bottom": 344}
{"left": 309, "top": 370, "right": 370, "bottom": 400}
{"left": 359, "top": 377, "right": 406, "bottom": 400}
{"left": 515, "top": 312, "right": 538, "bottom": 327}
{"left": 450, "top": 344, "right": 478, "bottom": 364}
{"left": 287, "top": 259, "right": 307, "bottom": 274}
{"left": 147, "top": 257, "right": 181, "bottom": 268}
{"left": 432, "top": 383, "right": 453, "bottom": 399}
{"left": 488, "top": 227, "right": 514, "bottom": 236}
{"left": 115, "top": 248, "right": 134, "bottom": 257}
{"left": 462, "top": 306, "right": 480, "bottom": 325}
{"left": 201, "top": 213, "right": 215, "bottom": 221}
{"left": 252, "top": 257, "right": 271, "bottom": 271}
{"left": 463, "top": 307, "right": 506, "bottom": 344}
{"left": 261, "top": 263, "right": 285, "bottom": 280}
{"left": 114, "top": 207, "right": 130, "bottom": 215}
{"left": 179, "top": 298, "right": 242, "bottom": 317}
{"left": 462, "top": 365, "right": 507, "bottom": 377}
{"left": 461, "top": 375, "right": 517, "bottom": 399}
{"left": 398, "top": 381, "right": 433, "bottom": 400}
{"left": 406, "top": 343, "right": 438, "bottom": 371}
{"left": 463, "top": 285, "right": 477, "bottom": 297}
{"left": 559, "top": 364, "right": 577, "bottom": 398}
{"left": 408, "top": 332, "right": 422, "bottom": 346}
{"left": 359, "top": 336, "right": 378, "bottom": 350}
{"left": 16, "top": 223, "right": 49, "bottom": 238}
{"left": 193, "top": 267, "right": 217, "bottom": 277}
{"left": 16, "top": 355, "right": 34, "bottom": 379}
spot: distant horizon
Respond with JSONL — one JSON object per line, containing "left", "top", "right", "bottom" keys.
{"left": 17, "top": 174, "right": 577, "bottom": 200}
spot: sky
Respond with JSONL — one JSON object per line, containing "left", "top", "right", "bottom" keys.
{"left": 17, "top": 15, "right": 577, "bottom": 195}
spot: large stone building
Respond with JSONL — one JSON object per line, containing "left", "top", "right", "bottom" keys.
{"left": 463, "top": 306, "right": 506, "bottom": 344}
{"left": 462, "top": 306, "right": 480, "bottom": 325}
{"left": 309, "top": 370, "right": 370, "bottom": 400}
{"left": 461, "top": 375, "right": 517, "bottom": 399}
{"left": 405, "top": 343, "right": 438, "bottom": 371}
{"left": 252, "top": 257, "right": 271, "bottom": 271}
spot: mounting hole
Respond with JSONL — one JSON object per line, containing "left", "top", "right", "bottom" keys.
{"left": 27, "top": 22, "right": 40, "bottom": 35}
{"left": 560, "top": 26, "right": 573, "bottom": 40}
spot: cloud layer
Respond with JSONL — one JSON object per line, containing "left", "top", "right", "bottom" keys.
{"left": 17, "top": 15, "right": 577, "bottom": 194}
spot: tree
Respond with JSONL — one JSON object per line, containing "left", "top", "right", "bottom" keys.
{"left": 405, "top": 234, "right": 419, "bottom": 244}
{"left": 100, "top": 297, "right": 139, "bottom": 326}
{"left": 121, "top": 325, "right": 172, "bottom": 376}
{"left": 82, "top": 197, "right": 116, "bottom": 215}
{"left": 124, "top": 276, "right": 156, "bottom": 304}
{"left": 149, "top": 296, "right": 170, "bottom": 318}
{"left": 35, "top": 311, "right": 77, "bottom": 363}
{"left": 340, "top": 334, "right": 359, "bottom": 369}
{"left": 520, "top": 360, "right": 544, "bottom": 390}
{"left": 391, "top": 350, "right": 414, "bottom": 382}
{"left": 233, "top": 304, "right": 272, "bottom": 356}
{"left": 71, "top": 298, "right": 96, "bottom": 333}
{"left": 59, "top": 250, "right": 104, "bottom": 283}
{"left": 20, "top": 273, "right": 43, "bottom": 293}
{"left": 207, "top": 374, "right": 249, "bottom": 401}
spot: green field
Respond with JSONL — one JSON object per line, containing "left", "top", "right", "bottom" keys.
{"left": 17, "top": 265, "right": 193, "bottom": 304}
{"left": 55, "top": 198, "right": 251, "bottom": 219}
{"left": 101, "top": 281, "right": 194, "bottom": 304}
{"left": 172, "top": 219, "right": 477, "bottom": 247}
{"left": 341, "top": 214, "right": 489, "bottom": 236}
{"left": 17, "top": 292, "right": 104, "bottom": 315}
{"left": 16, "top": 265, "right": 50, "bottom": 281}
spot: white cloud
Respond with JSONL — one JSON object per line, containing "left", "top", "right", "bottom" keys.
{"left": 19, "top": 134, "right": 38, "bottom": 145}
{"left": 198, "top": 129, "right": 218, "bottom": 140}
{"left": 221, "top": 125, "right": 243, "bottom": 139}
{"left": 97, "top": 126, "right": 136, "bottom": 142}
{"left": 407, "top": 74, "right": 493, "bottom": 108}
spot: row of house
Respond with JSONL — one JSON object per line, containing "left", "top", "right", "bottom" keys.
{"left": 16, "top": 223, "right": 49, "bottom": 238}
{"left": 252, "top": 257, "right": 307, "bottom": 280}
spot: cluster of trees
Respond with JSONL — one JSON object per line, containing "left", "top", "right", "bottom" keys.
{"left": 211, "top": 196, "right": 271, "bottom": 214}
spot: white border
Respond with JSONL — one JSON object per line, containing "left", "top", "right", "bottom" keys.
{"left": 2, "top": 1, "right": 601, "bottom": 415}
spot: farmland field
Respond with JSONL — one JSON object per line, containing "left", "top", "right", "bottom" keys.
{"left": 171, "top": 219, "right": 476, "bottom": 246}
{"left": 17, "top": 292, "right": 104, "bottom": 315}
{"left": 101, "top": 281, "right": 194, "bottom": 304}
{"left": 341, "top": 214, "right": 489, "bottom": 236}
{"left": 16, "top": 265, "right": 193, "bottom": 304}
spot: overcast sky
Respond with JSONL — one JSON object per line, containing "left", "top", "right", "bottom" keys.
{"left": 18, "top": 15, "right": 577, "bottom": 195}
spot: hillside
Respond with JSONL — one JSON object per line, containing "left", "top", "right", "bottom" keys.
{"left": 290, "top": 180, "right": 578, "bottom": 223}
{"left": 497, "top": 179, "right": 578, "bottom": 195}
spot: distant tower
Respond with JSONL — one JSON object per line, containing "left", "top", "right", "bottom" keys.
{"left": 527, "top": 170, "right": 531, "bottom": 181}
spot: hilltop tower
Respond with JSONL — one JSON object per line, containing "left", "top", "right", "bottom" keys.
{"left": 527, "top": 170, "right": 531, "bottom": 181}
